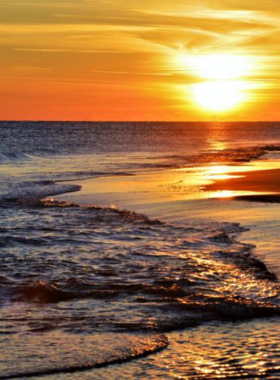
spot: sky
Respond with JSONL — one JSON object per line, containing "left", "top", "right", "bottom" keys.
{"left": 1, "top": 0, "right": 280, "bottom": 121}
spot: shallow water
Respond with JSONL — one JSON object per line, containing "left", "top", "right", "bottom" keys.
{"left": 1, "top": 121, "right": 280, "bottom": 378}
{"left": 93, "top": 318, "right": 280, "bottom": 379}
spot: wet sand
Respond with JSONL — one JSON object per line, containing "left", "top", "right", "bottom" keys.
{"left": 206, "top": 168, "right": 280, "bottom": 202}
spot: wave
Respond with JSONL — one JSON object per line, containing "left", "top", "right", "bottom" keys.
{"left": 120, "top": 145, "right": 280, "bottom": 173}
{"left": 96, "top": 317, "right": 280, "bottom": 379}
{"left": 1, "top": 200, "right": 279, "bottom": 331}
{"left": 0, "top": 181, "right": 81, "bottom": 204}
{"left": 0, "top": 332, "right": 168, "bottom": 379}
{"left": 0, "top": 152, "right": 44, "bottom": 164}
{"left": 1, "top": 141, "right": 280, "bottom": 209}
{"left": 0, "top": 171, "right": 132, "bottom": 204}
{"left": 159, "top": 144, "right": 280, "bottom": 168}
{"left": 1, "top": 138, "right": 280, "bottom": 172}
{"left": 0, "top": 199, "right": 279, "bottom": 378}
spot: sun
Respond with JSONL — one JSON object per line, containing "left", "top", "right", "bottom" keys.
{"left": 192, "top": 81, "right": 245, "bottom": 112}
{"left": 177, "top": 54, "right": 253, "bottom": 113}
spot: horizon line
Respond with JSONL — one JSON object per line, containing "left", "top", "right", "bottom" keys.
{"left": 0, "top": 120, "right": 280, "bottom": 123}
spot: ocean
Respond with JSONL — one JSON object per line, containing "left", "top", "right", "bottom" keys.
{"left": 1, "top": 121, "right": 280, "bottom": 379}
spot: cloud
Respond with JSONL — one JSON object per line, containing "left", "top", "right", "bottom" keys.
{"left": 0, "top": 0, "right": 280, "bottom": 120}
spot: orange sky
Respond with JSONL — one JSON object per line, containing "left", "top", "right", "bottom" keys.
{"left": 1, "top": 0, "right": 280, "bottom": 121}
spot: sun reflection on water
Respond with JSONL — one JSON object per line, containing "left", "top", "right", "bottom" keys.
{"left": 207, "top": 138, "right": 228, "bottom": 152}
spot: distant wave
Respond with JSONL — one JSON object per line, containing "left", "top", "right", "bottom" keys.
{"left": 157, "top": 144, "right": 280, "bottom": 168}
{"left": 0, "top": 152, "right": 44, "bottom": 164}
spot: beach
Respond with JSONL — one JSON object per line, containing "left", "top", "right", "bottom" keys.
{"left": 56, "top": 149, "right": 280, "bottom": 379}
{"left": 1, "top": 121, "right": 280, "bottom": 379}
{"left": 58, "top": 156, "right": 280, "bottom": 278}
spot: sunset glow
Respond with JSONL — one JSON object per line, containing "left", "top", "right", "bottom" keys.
{"left": 189, "top": 55, "right": 252, "bottom": 80}
{"left": 0, "top": 1, "right": 280, "bottom": 120}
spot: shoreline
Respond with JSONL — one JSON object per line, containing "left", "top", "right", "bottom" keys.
{"left": 56, "top": 162, "right": 280, "bottom": 280}
{"left": 49, "top": 168, "right": 280, "bottom": 379}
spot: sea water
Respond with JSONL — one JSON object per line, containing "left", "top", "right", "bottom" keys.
{"left": 1, "top": 121, "right": 280, "bottom": 379}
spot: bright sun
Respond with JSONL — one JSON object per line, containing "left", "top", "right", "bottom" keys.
{"left": 180, "top": 54, "right": 252, "bottom": 112}
{"left": 192, "top": 81, "right": 245, "bottom": 112}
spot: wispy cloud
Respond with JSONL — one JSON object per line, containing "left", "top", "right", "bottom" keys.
{"left": 0, "top": 0, "right": 280, "bottom": 120}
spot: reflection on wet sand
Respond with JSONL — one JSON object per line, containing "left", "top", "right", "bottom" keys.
{"left": 58, "top": 160, "right": 280, "bottom": 208}
{"left": 205, "top": 166, "right": 280, "bottom": 202}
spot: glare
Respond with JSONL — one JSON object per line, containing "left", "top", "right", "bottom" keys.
{"left": 206, "top": 165, "right": 245, "bottom": 180}
{"left": 213, "top": 190, "right": 235, "bottom": 198}
{"left": 175, "top": 53, "right": 257, "bottom": 112}
{"left": 189, "top": 54, "right": 251, "bottom": 80}
{"left": 192, "top": 81, "right": 245, "bottom": 112}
